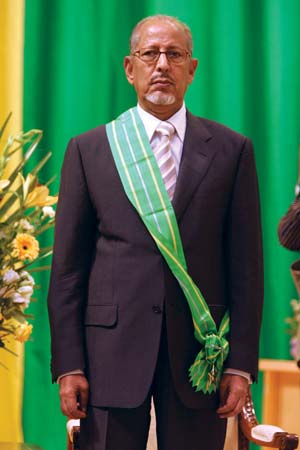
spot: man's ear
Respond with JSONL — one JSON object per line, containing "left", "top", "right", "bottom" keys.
{"left": 124, "top": 56, "right": 134, "bottom": 85}
{"left": 187, "top": 58, "right": 198, "bottom": 84}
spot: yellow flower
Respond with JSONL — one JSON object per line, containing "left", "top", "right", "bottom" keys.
{"left": 12, "top": 233, "right": 39, "bottom": 261}
{"left": 14, "top": 322, "right": 33, "bottom": 343}
{"left": 24, "top": 184, "right": 58, "bottom": 208}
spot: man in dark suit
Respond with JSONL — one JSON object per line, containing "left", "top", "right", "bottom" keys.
{"left": 48, "top": 14, "right": 263, "bottom": 450}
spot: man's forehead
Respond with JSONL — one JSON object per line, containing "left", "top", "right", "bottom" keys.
{"left": 138, "top": 20, "right": 187, "bottom": 46}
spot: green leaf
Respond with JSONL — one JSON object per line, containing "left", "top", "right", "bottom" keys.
{"left": 12, "top": 311, "right": 27, "bottom": 323}
{"left": 0, "top": 113, "right": 12, "bottom": 140}
{"left": 35, "top": 222, "right": 56, "bottom": 236}
{"left": 45, "top": 174, "right": 57, "bottom": 187}
{"left": 5, "top": 130, "right": 43, "bottom": 187}
{"left": 39, "top": 245, "right": 53, "bottom": 253}
{"left": 0, "top": 189, "right": 23, "bottom": 221}
{"left": 31, "top": 151, "right": 52, "bottom": 177}
{"left": 38, "top": 250, "right": 53, "bottom": 260}
{"left": 28, "top": 265, "right": 51, "bottom": 272}
{"left": 0, "top": 325, "right": 15, "bottom": 334}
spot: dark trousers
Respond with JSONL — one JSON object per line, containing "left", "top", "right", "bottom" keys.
{"left": 79, "top": 319, "right": 227, "bottom": 450}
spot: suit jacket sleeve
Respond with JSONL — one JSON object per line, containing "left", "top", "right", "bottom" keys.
{"left": 47, "top": 137, "right": 97, "bottom": 382}
{"left": 224, "top": 138, "right": 264, "bottom": 381}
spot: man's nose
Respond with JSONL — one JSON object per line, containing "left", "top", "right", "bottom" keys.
{"left": 156, "top": 52, "right": 170, "bottom": 69}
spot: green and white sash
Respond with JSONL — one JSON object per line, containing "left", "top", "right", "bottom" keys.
{"left": 106, "top": 107, "right": 230, "bottom": 394}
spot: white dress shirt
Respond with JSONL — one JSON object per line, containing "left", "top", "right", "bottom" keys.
{"left": 137, "top": 102, "right": 186, "bottom": 175}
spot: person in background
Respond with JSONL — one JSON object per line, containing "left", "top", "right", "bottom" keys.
{"left": 278, "top": 184, "right": 300, "bottom": 251}
{"left": 48, "top": 14, "right": 264, "bottom": 450}
{"left": 278, "top": 183, "right": 300, "bottom": 368}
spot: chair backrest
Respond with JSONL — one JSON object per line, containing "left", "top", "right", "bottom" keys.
{"left": 238, "top": 392, "right": 299, "bottom": 450}
{"left": 67, "top": 420, "right": 80, "bottom": 450}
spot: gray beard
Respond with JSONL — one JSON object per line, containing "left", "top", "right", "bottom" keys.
{"left": 145, "top": 92, "right": 176, "bottom": 105}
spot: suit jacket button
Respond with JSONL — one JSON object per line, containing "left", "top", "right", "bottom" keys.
{"left": 152, "top": 305, "right": 162, "bottom": 314}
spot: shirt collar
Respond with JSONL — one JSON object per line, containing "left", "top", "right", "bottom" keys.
{"left": 137, "top": 103, "right": 186, "bottom": 142}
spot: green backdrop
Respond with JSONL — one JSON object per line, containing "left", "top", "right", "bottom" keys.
{"left": 23, "top": 1, "right": 300, "bottom": 449}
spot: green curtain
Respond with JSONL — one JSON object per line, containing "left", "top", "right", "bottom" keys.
{"left": 23, "top": 1, "right": 300, "bottom": 449}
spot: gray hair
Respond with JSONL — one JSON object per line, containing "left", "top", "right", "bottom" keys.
{"left": 129, "top": 15, "right": 193, "bottom": 54}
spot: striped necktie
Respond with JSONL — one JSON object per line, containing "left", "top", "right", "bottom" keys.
{"left": 153, "top": 121, "right": 176, "bottom": 200}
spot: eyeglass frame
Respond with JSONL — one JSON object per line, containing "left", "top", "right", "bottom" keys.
{"left": 131, "top": 47, "right": 192, "bottom": 65}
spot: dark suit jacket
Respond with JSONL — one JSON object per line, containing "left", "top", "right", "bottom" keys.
{"left": 48, "top": 111, "right": 263, "bottom": 410}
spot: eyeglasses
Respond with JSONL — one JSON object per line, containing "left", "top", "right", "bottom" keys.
{"left": 132, "top": 47, "right": 191, "bottom": 64}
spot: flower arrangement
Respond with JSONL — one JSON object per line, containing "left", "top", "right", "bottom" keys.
{"left": 0, "top": 114, "right": 57, "bottom": 361}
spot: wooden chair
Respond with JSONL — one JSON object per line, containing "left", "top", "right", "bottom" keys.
{"left": 67, "top": 390, "right": 299, "bottom": 450}
{"left": 67, "top": 419, "right": 80, "bottom": 450}
{"left": 237, "top": 391, "right": 298, "bottom": 450}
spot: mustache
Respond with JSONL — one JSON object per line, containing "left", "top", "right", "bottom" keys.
{"left": 150, "top": 75, "right": 175, "bottom": 84}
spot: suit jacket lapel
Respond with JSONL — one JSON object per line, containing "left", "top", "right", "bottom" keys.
{"left": 172, "top": 111, "right": 215, "bottom": 221}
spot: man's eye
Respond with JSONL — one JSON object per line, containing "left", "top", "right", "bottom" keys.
{"left": 167, "top": 51, "right": 182, "bottom": 59}
{"left": 142, "top": 50, "right": 158, "bottom": 57}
